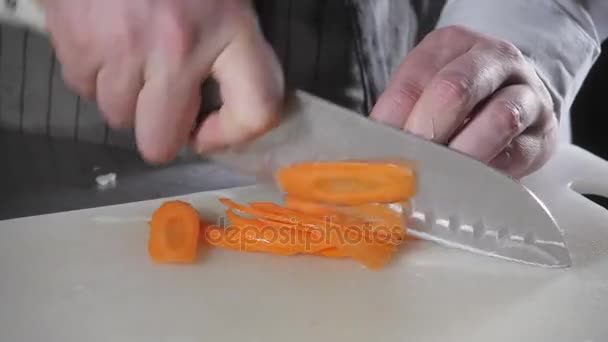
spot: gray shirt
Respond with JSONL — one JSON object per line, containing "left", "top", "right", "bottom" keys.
{"left": 0, "top": 0, "right": 606, "bottom": 148}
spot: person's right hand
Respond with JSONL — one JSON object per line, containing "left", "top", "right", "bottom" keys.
{"left": 44, "top": 0, "right": 284, "bottom": 163}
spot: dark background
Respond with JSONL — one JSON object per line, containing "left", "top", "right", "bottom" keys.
{"left": 572, "top": 41, "right": 608, "bottom": 158}
{"left": 571, "top": 40, "right": 608, "bottom": 208}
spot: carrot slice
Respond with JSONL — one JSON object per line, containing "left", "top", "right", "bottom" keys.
{"left": 270, "top": 199, "right": 406, "bottom": 244}
{"left": 225, "top": 209, "right": 332, "bottom": 254}
{"left": 315, "top": 248, "right": 349, "bottom": 258}
{"left": 148, "top": 201, "right": 201, "bottom": 263}
{"left": 220, "top": 198, "right": 328, "bottom": 238}
{"left": 275, "top": 161, "right": 416, "bottom": 205}
{"left": 216, "top": 198, "right": 404, "bottom": 269}
{"left": 284, "top": 196, "right": 339, "bottom": 216}
{"left": 244, "top": 201, "right": 398, "bottom": 268}
{"left": 206, "top": 224, "right": 298, "bottom": 256}
{"left": 219, "top": 198, "right": 304, "bottom": 228}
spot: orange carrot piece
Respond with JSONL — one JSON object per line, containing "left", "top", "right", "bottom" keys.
{"left": 206, "top": 224, "right": 298, "bottom": 256}
{"left": 219, "top": 198, "right": 401, "bottom": 269}
{"left": 254, "top": 200, "right": 405, "bottom": 245}
{"left": 284, "top": 196, "right": 339, "bottom": 216}
{"left": 275, "top": 161, "right": 416, "bottom": 205}
{"left": 148, "top": 201, "right": 201, "bottom": 263}
{"left": 246, "top": 202, "right": 398, "bottom": 268}
{"left": 315, "top": 248, "right": 349, "bottom": 258}
{"left": 340, "top": 203, "right": 408, "bottom": 241}
{"left": 220, "top": 198, "right": 329, "bottom": 238}
{"left": 219, "top": 198, "right": 302, "bottom": 227}
{"left": 225, "top": 210, "right": 332, "bottom": 254}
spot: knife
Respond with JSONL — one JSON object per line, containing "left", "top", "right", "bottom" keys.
{"left": 209, "top": 90, "right": 571, "bottom": 268}
{"left": 7, "top": 1, "right": 570, "bottom": 267}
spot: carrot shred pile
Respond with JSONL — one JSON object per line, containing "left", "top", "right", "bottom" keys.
{"left": 148, "top": 160, "right": 416, "bottom": 270}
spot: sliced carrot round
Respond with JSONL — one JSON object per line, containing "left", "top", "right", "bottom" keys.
{"left": 275, "top": 161, "right": 416, "bottom": 205}
{"left": 148, "top": 201, "right": 201, "bottom": 263}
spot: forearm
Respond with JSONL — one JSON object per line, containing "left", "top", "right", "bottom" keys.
{"left": 435, "top": 0, "right": 606, "bottom": 121}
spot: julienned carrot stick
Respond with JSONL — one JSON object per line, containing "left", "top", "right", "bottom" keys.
{"left": 275, "top": 161, "right": 416, "bottom": 205}
{"left": 218, "top": 198, "right": 400, "bottom": 269}
{"left": 283, "top": 196, "right": 408, "bottom": 243}
{"left": 205, "top": 210, "right": 333, "bottom": 255}
{"left": 148, "top": 201, "right": 201, "bottom": 263}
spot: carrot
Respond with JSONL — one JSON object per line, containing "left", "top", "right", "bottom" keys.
{"left": 148, "top": 201, "right": 201, "bottom": 263}
{"left": 225, "top": 209, "right": 333, "bottom": 254}
{"left": 283, "top": 197, "right": 407, "bottom": 244}
{"left": 220, "top": 198, "right": 330, "bottom": 239}
{"left": 220, "top": 198, "right": 398, "bottom": 269}
{"left": 315, "top": 248, "right": 349, "bottom": 258}
{"left": 284, "top": 196, "right": 339, "bottom": 216}
{"left": 148, "top": 160, "right": 417, "bottom": 270}
{"left": 275, "top": 161, "right": 416, "bottom": 205}
{"left": 206, "top": 224, "right": 298, "bottom": 256}
{"left": 339, "top": 202, "right": 408, "bottom": 241}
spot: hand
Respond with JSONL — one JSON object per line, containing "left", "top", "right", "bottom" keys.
{"left": 45, "top": 0, "right": 284, "bottom": 163}
{"left": 371, "top": 26, "right": 557, "bottom": 178}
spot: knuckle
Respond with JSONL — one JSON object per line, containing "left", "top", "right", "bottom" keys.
{"left": 158, "top": 9, "right": 194, "bottom": 56}
{"left": 392, "top": 81, "right": 423, "bottom": 108}
{"left": 492, "top": 39, "right": 523, "bottom": 61}
{"left": 229, "top": 93, "right": 283, "bottom": 140}
{"left": 433, "top": 73, "right": 474, "bottom": 104}
{"left": 539, "top": 93, "right": 555, "bottom": 119}
{"left": 494, "top": 100, "right": 524, "bottom": 133}
{"left": 112, "top": 23, "right": 141, "bottom": 53}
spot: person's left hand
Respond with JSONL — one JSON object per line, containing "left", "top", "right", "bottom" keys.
{"left": 370, "top": 25, "right": 558, "bottom": 179}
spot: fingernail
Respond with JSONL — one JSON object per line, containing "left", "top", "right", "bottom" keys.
{"left": 372, "top": 111, "right": 406, "bottom": 129}
{"left": 405, "top": 117, "right": 436, "bottom": 140}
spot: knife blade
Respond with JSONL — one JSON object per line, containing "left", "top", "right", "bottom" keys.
{"left": 209, "top": 90, "right": 571, "bottom": 267}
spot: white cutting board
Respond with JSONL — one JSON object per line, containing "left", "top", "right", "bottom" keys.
{"left": 1, "top": 143, "right": 607, "bottom": 342}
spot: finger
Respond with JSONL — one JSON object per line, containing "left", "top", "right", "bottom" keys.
{"left": 60, "top": 66, "right": 100, "bottom": 100}
{"left": 449, "top": 85, "right": 538, "bottom": 163}
{"left": 404, "top": 40, "right": 527, "bottom": 143}
{"left": 135, "top": 68, "right": 201, "bottom": 163}
{"left": 46, "top": 7, "right": 101, "bottom": 99}
{"left": 192, "top": 29, "right": 284, "bottom": 153}
{"left": 56, "top": 43, "right": 101, "bottom": 99}
{"left": 96, "top": 58, "right": 144, "bottom": 128}
{"left": 133, "top": 7, "right": 207, "bottom": 164}
{"left": 370, "top": 26, "right": 478, "bottom": 128}
{"left": 490, "top": 117, "right": 558, "bottom": 179}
